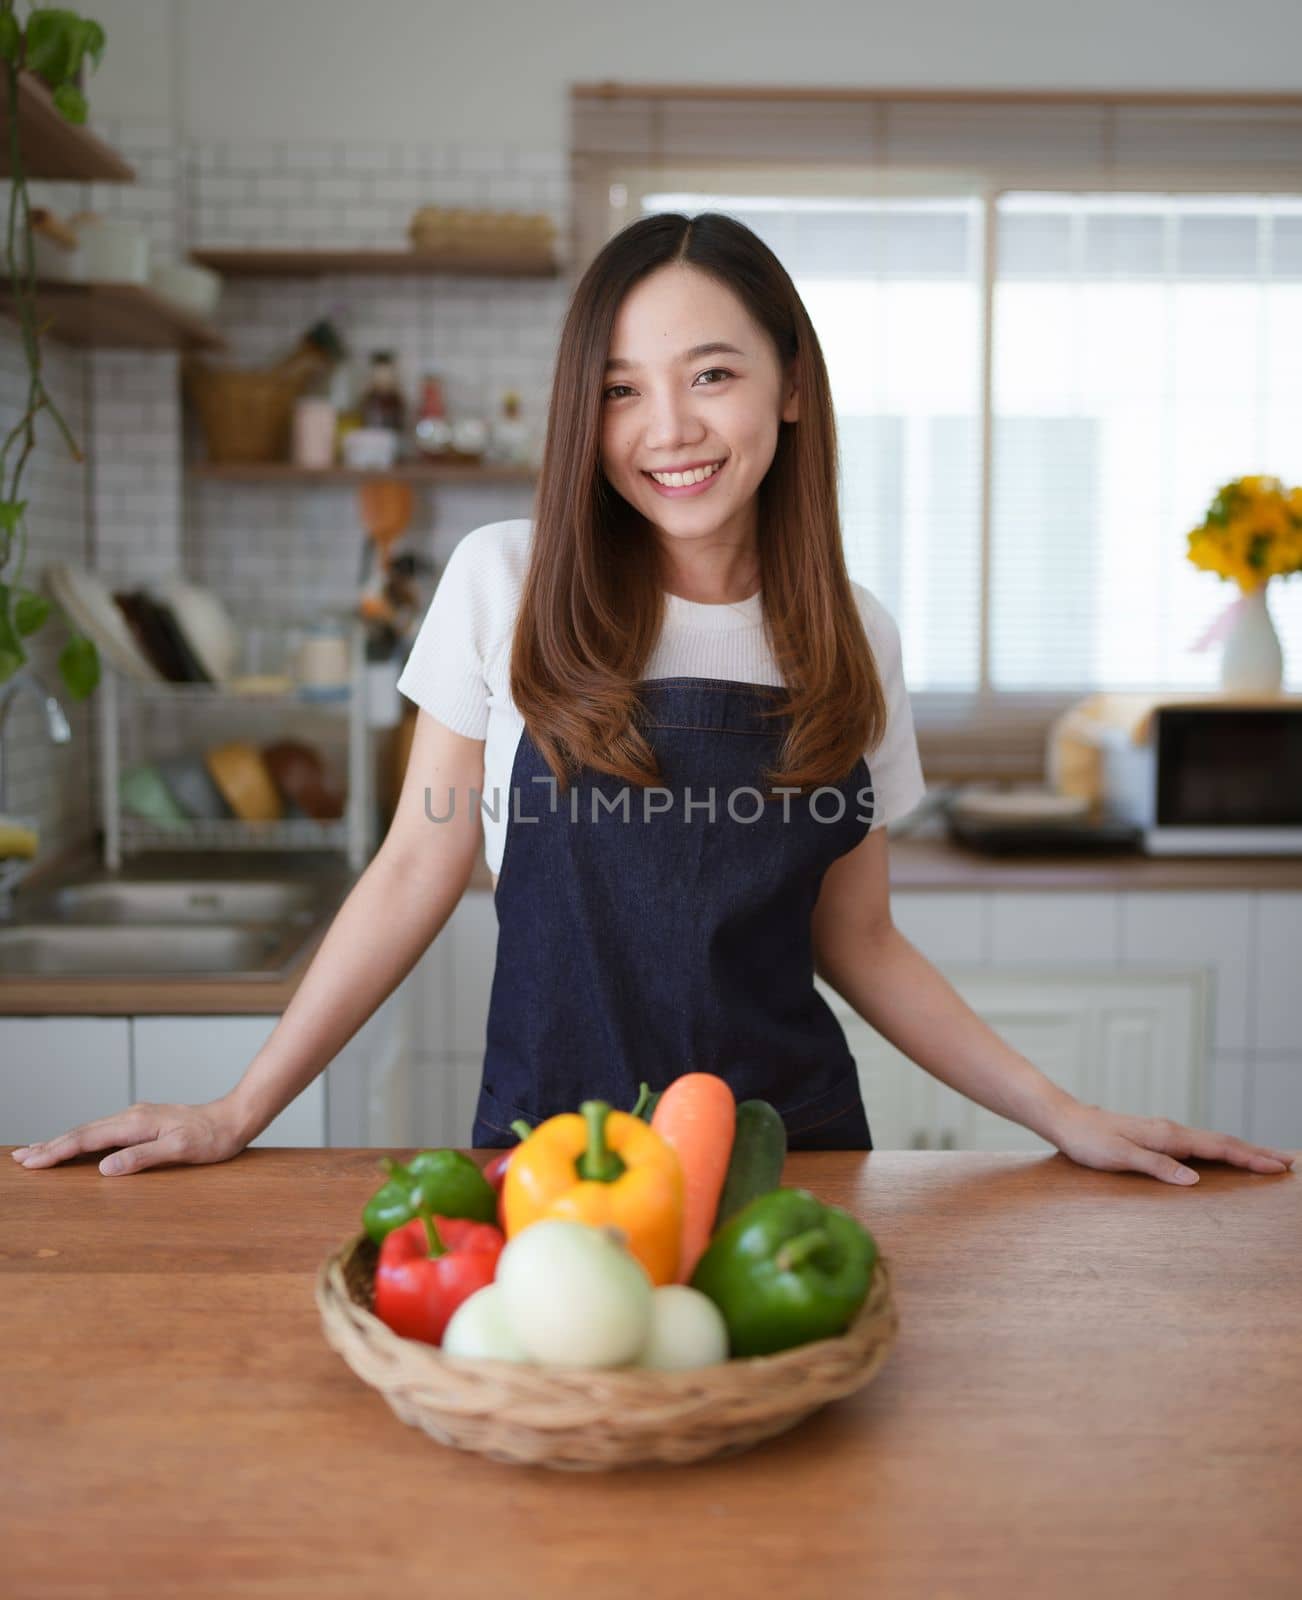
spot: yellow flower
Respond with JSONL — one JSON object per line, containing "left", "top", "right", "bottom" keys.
{"left": 1186, "top": 473, "right": 1302, "bottom": 591}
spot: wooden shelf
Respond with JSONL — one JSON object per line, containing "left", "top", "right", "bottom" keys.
{"left": 0, "top": 70, "right": 135, "bottom": 181}
{"left": 189, "top": 461, "right": 537, "bottom": 486}
{"left": 0, "top": 281, "right": 226, "bottom": 351}
{"left": 189, "top": 247, "right": 560, "bottom": 279}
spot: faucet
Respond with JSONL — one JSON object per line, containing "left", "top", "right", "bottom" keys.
{"left": 0, "top": 668, "right": 73, "bottom": 915}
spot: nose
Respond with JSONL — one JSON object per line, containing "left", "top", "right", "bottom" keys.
{"left": 640, "top": 384, "right": 708, "bottom": 454}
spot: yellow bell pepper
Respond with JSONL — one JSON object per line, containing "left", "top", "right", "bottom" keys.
{"left": 501, "top": 1101, "right": 683, "bottom": 1285}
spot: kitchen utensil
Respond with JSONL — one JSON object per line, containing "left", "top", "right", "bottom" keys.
{"left": 316, "top": 1234, "right": 898, "bottom": 1471}
{"left": 342, "top": 428, "right": 399, "bottom": 470}
{"left": 950, "top": 784, "right": 1091, "bottom": 824}
{"left": 0, "top": 813, "right": 39, "bottom": 860}
{"left": 157, "top": 756, "right": 232, "bottom": 822}
{"left": 291, "top": 397, "right": 337, "bottom": 469}
{"left": 43, "top": 562, "right": 162, "bottom": 683}
{"left": 120, "top": 764, "right": 190, "bottom": 832}
{"left": 262, "top": 740, "right": 345, "bottom": 821}
{"left": 155, "top": 577, "right": 240, "bottom": 683}
{"left": 292, "top": 628, "right": 351, "bottom": 691}
{"left": 227, "top": 673, "right": 296, "bottom": 696}
{"left": 112, "top": 591, "right": 181, "bottom": 681}
{"left": 67, "top": 214, "right": 149, "bottom": 282}
{"left": 204, "top": 741, "right": 284, "bottom": 823}
{"left": 113, "top": 592, "right": 213, "bottom": 684}
{"left": 365, "top": 658, "right": 402, "bottom": 729}
{"left": 148, "top": 260, "right": 222, "bottom": 318}
{"left": 357, "top": 478, "right": 413, "bottom": 570}
{"left": 30, "top": 207, "right": 82, "bottom": 281}
{"left": 945, "top": 810, "right": 1143, "bottom": 856}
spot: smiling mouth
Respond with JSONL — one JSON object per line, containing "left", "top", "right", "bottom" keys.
{"left": 641, "top": 459, "right": 728, "bottom": 496}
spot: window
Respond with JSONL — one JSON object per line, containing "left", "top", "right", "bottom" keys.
{"left": 630, "top": 185, "right": 1302, "bottom": 728}
{"left": 573, "top": 88, "right": 1302, "bottom": 768}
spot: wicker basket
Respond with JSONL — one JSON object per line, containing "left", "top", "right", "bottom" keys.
{"left": 407, "top": 206, "right": 557, "bottom": 271}
{"left": 315, "top": 1231, "right": 899, "bottom": 1470}
{"left": 182, "top": 350, "right": 325, "bottom": 464}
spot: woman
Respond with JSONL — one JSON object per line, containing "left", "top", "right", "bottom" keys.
{"left": 13, "top": 213, "right": 1293, "bottom": 1184}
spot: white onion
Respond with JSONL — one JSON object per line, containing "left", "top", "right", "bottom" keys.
{"left": 496, "top": 1220, "right": 653, "bottom": 1368}
{"left": 635, "top": 1285, "right": 730, "bottom": 1369}
{"left": 441, "top": 1284, "right": 530, "bottom": 1363}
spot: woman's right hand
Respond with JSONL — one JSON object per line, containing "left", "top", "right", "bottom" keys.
{"left": 10, "top": 1097, "right": 250, "bottom": 1176}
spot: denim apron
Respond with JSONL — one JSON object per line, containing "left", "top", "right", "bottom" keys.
{"left": 471, "top": 677, "right": 876, "bottom": 1151}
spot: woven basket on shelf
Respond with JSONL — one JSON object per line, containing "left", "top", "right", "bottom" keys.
{"left": 315, "top": 1231, "right": 899, "bottom": 1471}
{"left": 182, "top": 349, "right": 325, "bottom": 464}
{"left": 407, "top": 206, "right": 557, "bottom": 270}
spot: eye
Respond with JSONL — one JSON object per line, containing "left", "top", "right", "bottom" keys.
{"left": 602, "top": 383, "right": 634, "bottom": 401}
{"left": 694, "top": 367, "right": 735, "bottom": 386}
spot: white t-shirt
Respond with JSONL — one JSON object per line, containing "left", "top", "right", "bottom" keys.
{"left": 397, "top": 518, "right": 926, "bottom": 876}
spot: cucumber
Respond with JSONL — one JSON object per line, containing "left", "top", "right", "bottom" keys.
{"left": 630, "top": 1081, "right": 661, "bottom": 1121}
{"left": 712, "top": 1099, "right": 788, "bottom": 1230}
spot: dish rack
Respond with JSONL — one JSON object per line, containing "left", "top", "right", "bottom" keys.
{"left": 97, "top": 619, "right": 373, "bottom": 870}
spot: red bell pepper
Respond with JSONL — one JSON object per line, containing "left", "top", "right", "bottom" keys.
{"left": 481, "top": 1119, "right": 533, "bottom": 1230}
{"left": 373, "top": 1211, "right": 504, "bottom": 1346}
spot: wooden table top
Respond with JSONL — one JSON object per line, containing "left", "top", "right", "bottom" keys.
{"left": 3, "top": 1148, "right": 1298, "bottom": 1599}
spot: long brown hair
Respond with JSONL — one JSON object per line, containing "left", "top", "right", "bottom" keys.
{"left": 510, "top": 211, "right": 887, "bottom": 793}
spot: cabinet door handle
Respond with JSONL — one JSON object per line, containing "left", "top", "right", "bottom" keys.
{"left": 939, "top": 1130, "right": 956, "bottom": 1150}
{"left": 909, "top": 1130, "right": 929, "bottom": 1149}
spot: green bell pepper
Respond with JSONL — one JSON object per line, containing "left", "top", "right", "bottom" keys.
{"left": 362, "top": 1149, "right": 499, "bottom": 1244}
{"left": 689, "top": 1186, "right": 878, "bottom": 1357}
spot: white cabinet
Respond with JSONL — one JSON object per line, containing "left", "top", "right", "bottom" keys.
{"left": 1252, "top": 894, "right": 1302, "bottom": 1053}
{"left": 0, "top": 995, "right": 409, "bottom": 1150}
{"left": 400, "top": 890, "right": 498, "bottom": 1148}
{"left": 1118, "top": 892, "right": 1253, "bottom": 1053}
{"left": 819, "top": 966, "right": 1206, "bottom": 1152}
{"left": 0, "top": 1018, "right": 131, "bottom": 1145}
{"left": 133, "top": 1016, "right": 322, "bottom": 1147}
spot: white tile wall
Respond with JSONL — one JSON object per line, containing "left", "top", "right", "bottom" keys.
{"left": 0, "top": 321, "right": 94, "bottom": 855}
{"left": 3, "top": 118, "right": 570, "bottom": 862}
{"left": 184, "top": 131, "right": 568, "bottom": 619}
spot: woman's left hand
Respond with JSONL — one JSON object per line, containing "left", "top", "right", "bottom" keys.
{"left": 1046, "top": 1102, "right": 1296, "bottom": 1185}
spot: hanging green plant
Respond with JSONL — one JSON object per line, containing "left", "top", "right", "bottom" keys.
{"left": 1, "top": 3, "right": 107, "bottom": 697}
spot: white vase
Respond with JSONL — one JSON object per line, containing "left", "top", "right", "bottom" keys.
{"left": 1220, "top": 583, "right": 1284, "bottom": 694}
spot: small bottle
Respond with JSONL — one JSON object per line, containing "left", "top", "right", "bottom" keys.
{"left": 359, "top": 351, "right": 407, "bottom": 439}
{"left": 490, "top": 389, "right": 531, "bottom": 466}
{"left": 413, "top": 373, "right": 453, "bottom": 459}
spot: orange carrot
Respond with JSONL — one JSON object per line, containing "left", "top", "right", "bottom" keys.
{"left": 650, "top": 1072, "right": 737, "bottom": 1284}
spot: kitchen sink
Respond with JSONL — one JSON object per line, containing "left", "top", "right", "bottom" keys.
{"left": 42, "top": 878, "right": 318, "bottom": 924}
{"left": 0, "top": 921, "right": 301, "bottom": 977}
{"left": 0, "top": 857, "right": 351, "bottom": 981}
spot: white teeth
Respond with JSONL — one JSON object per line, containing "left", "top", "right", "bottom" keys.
{"left": 648, "top": 461, "right": 722, "bottom": 487}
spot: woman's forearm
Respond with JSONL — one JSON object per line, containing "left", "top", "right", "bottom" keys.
{"left": 221, "top": 849, "right": 465, "bottom": 1143}
{"left": 815, "top": 926, "right": 1078, "bottom": 1143}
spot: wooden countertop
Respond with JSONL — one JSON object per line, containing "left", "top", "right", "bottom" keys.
{"left": 886, "top": 832, "right": 1302, "bottom": 890}
{"left": 3, "top": 1148, "right": 1297, "bottom": 1597}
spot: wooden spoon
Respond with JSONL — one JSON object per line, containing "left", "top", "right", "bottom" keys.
{"left": 357, "top": 479, "right": 413, "bottom": 574}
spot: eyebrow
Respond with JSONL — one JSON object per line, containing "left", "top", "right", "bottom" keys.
{"left": 604, "top": 341, "right": 748, "bottom": 373}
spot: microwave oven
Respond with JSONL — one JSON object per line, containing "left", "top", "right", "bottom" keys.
{"left": 1101, "top": 703, "right": 1302, "bottom": 855}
